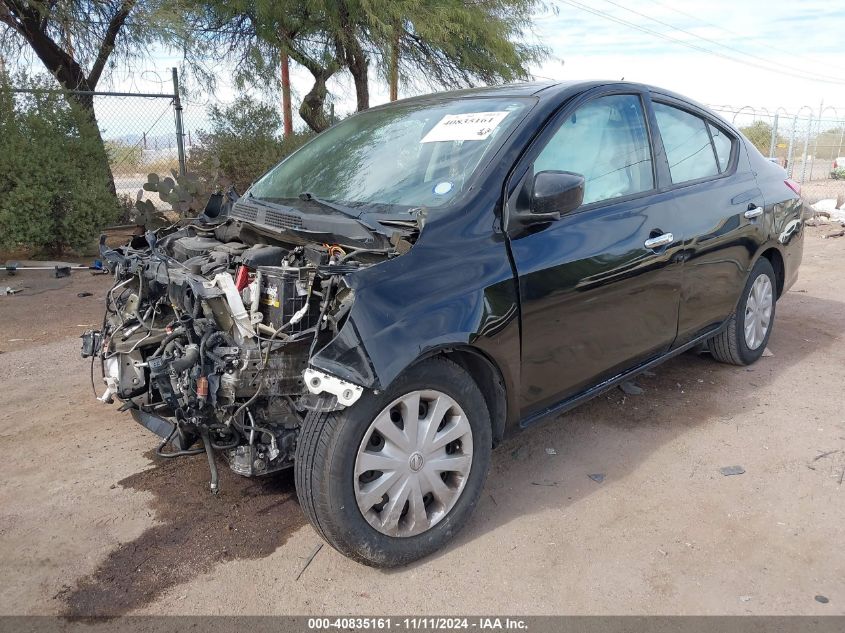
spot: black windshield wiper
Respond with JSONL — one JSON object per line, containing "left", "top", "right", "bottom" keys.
{"left": 297, "top": 192, "right": 364, "bottom": 220}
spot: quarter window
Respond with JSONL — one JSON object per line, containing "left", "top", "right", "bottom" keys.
{"left": 653, "top": 102, "right": 719, "bottom": 184}
{"left": 534, "top": 94, "right": 654, "bottom": 206}
{"left": 708, "top": 122, "right": 733, "bottom": 172}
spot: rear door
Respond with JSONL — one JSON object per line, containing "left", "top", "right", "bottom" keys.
{"left": 649, "top": 96, "right": 764, "bottom": 344}
{"left": 507, "top": 87, "right": 684, "bottom": 418}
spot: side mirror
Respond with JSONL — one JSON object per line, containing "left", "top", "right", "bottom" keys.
{"left": 532, "top": 170, "right": 585, "bottom": 218}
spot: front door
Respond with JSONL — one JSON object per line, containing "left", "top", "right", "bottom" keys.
{"left": 507, "top": 90, "right": 684, "bottom": 418}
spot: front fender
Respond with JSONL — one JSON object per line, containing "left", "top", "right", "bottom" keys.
{"left": 310, "top": 280, "right": 517, "bottom": 393}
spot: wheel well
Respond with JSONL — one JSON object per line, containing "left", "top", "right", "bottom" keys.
{"left": 437, "top": 348, "right": 507, "bottom": 447}
{"left": 760, "top": 248, "right": 785, "bottom": 298}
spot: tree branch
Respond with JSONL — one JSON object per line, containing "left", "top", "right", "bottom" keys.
{"left": 87, "top": 0, "right": 135, "bottom": 87}
{"left": 1, "top": 0, "right": 88, "bottom": 88}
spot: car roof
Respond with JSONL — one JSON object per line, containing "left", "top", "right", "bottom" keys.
{"left": 390, "top": 80, "right": 604, "bottom": 105}
{"left": 372, "top": 80, "right": 728, "bottom": 127}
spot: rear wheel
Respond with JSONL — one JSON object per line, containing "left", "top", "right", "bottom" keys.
{"left": 294, "top": 357, "right": 492, "bottom": 567}
{"left": 708, "top": 257, "right": 776, "bottom": 365}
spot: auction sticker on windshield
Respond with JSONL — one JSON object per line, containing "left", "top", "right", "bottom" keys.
{"left": 421, "top": 111, "right": 511, "bottom": 143}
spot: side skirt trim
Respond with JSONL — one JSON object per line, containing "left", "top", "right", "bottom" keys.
{"left": 519, "top": 322, "right": 726, "bottom": 429}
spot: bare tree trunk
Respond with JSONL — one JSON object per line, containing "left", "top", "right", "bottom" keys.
{"left": 71, "top": 91, "right": 117, "bottom": 197}
{"left": 280, "top": 49, "right": 293, "bottom": 138}
{"left": 299, "top": 71, "right": 333, "bottom": 133}
{"left": 336, "top": 4, "right": 369, "bottom": 112}
{"left": 389, "top": 22, "right": 400, "bottom": 101}
{"left": 347, "top": 52, "right": 369, "bottom": 112}
{"left": 285, "top": 36, "right": 343, "bottom": 133}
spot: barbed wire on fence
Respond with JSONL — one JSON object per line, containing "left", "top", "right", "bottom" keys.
{"left": 708, "top": 103, "right": 845, "bottom": 203}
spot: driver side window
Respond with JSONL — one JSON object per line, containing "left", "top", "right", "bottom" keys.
{"left": 534, "top": 94, "right": 654, "bottom": 206}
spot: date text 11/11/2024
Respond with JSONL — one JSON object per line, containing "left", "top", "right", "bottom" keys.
{"left": 306, "top": 617, "right": 529, "bottom": 630}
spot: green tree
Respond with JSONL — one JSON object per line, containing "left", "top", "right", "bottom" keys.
{"left": 0, "top": 0, "right": 177, "bottom": 193}
{"left": 740, "top": 120, "right": 781, "bottom": 156}
{"left": 188, "top": 0, "right": 548, "bottom": 132}
{"left": 0, "top": 76, "right": 119, "bottom": 254}
{"left": 188, "top": 94, "right": 313, "bottom": 192}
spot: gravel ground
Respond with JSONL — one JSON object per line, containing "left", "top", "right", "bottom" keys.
{"left": 0, "top": 227, "right": 843, "bottom": 616}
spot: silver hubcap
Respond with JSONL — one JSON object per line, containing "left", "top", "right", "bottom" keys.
{"left": 354, "top": 390, "right": 473, "bottom": 538}
{"left": 744, "top": 274, "right": 773, "bottom": 350}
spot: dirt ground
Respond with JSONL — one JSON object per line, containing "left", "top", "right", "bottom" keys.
{"left": 0, "top": 227, "right": 843, "bottom": 616}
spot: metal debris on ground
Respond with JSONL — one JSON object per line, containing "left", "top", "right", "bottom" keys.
{"left": 762, "top": 347, "right": 774, "bottom": 357}
{"left": 588, "top": 473, "right": 606, "bottom": 483}
{"left": 294, "top": 543, "right": 323, "bottom": 581}
{"left": 545, "top": 448, "right": 557, "bottom": 455}
{"left": 815, "top": 595, "right": 830, "bottom": 604}
{"left": 619, "top": 381, "right": 644, "bottom": 396}
{"left": 531, "top": 480, "right": 559, "bottom": 487}
{"left": 720, "top": 466, "right": 746, "bottom": 476}
{"left": 0, "top": 286, "right": 21, "bottom": 296}
{"left": 77, "top": 292, "right": 93, "bottom": 298}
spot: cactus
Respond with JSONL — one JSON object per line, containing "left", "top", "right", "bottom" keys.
{"left": 133, "top": 190, "right": 169, "bottom": 229}
{"left": 140, "top": 170, "right": 214, "bottom": 219}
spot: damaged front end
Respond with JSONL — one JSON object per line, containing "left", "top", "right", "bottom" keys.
{"left": 83, "top": 207, "right": 411, "bottom": 492}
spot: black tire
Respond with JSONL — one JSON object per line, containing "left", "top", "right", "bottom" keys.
{"left": 294, "top": 357, "right": 492, "bottom": 567}
{"left": 707, "top": 257, "right": 777, "bottom": 366}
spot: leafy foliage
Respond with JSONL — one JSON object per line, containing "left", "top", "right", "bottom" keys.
{"left": 740, "top": 120, "right": 781, "bottom": 156}
{"left": 136, "top": 95, "right": 313, "bottom": 219}
{"left": 0, "top": 77, "right": 119, "bottom": 254}
{"left": 185, "top": 0, "right": 549, "bottom": 131}
{"left": 106, "top": 140, "right": 143, "bottom": 170}
{"left": 188, "top": 95, "right": 313, "bottom": 193}
{"left": 0, "top": 0, "right": 174, "bottom": 91}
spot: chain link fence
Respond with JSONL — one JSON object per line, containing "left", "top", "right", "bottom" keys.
{"left": 709, "top": 104, "right": 845, "bottom": 206}
{"left": 10, "top": 69, "right": 206, "bottom": 210}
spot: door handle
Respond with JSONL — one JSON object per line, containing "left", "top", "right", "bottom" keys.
{"left": 744, "top": 205, "right": 764, "bottom": 219}
{"left": 644, "top": 232, "right": 673, "bottom": 249}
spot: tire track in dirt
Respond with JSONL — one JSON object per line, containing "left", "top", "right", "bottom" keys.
{"left": 61, "top": 450, "right": 305, "bottom": 617}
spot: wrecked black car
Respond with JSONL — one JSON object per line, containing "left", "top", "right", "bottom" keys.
{"left": 84, "top": 81, "right": 803, "bottom": 567}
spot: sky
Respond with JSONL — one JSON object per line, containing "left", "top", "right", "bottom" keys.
{"left": 27, "top": 0, "right": 845, "bottom": 137}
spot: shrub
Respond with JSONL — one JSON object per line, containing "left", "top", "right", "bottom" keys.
{"left": 188, "top": 95, "right": 314, "bottom": 194}
{"left": 106, "top": 140, "right": 143, "bottom": 171}
{"left": 0, "top": 77, "right": 119, "bottom": 255}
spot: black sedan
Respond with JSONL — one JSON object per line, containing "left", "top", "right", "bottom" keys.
{"left": 89, "top": 80, "right": 803, "bottom": 567}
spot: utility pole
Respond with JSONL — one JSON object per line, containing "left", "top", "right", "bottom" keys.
{"left": 172, "top": 67, "right": 186, "bottom": 177}
{"left": 281, "top": 47, "right": 293, "bottom": 137}
{"left": 810, "top": 99, "right": 823, "bottom": 181}
{"left": 768, "top": 113, "right": 778, "bottom": 158}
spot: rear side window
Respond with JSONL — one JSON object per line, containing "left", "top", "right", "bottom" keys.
{"left": 653, "top": 102, "right": 719, "bottom": 184}
{"left": 708, "top": 122, "right": 733, "bottom": 172}
{"left": 534, "top": 94, "right": 654, "bottom": 206}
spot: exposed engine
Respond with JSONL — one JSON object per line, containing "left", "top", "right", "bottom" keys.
{"left": 82, "top": 210, "right": 404, "bottom": 492}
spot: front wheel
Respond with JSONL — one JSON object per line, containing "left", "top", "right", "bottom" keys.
{"left": 707, "top": 257, "right": 777, "bottom": 365}
{"left": 294, "top": 357, "right": 492, "bottom": 567}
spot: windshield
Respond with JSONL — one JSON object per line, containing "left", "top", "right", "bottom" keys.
{"left": 248, "top": 97, "right": 533, "bottom": 212}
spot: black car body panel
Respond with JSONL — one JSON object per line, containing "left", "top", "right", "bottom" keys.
{"left": 86, "top": 79, "right": 803, "bottom": 477}
{"left": 316, "top": 80, "right": 803, "bottom": 431}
